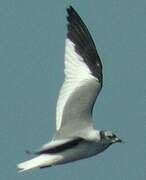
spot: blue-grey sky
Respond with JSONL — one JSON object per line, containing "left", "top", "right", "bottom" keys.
{"left": 0, "top": 0, "right": 145, "bottom": 179}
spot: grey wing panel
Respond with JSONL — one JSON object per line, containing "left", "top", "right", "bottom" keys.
{"left": 54, "top": 79, "right": 101, "bottom": 139}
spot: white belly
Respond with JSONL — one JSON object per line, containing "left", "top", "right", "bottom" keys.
{"left": 54, "top": 141, "right": 109, "bottom": 165}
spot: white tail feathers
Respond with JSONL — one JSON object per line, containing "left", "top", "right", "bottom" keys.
{"left": 17, "top": 154, "right": 62, "bottom": 172}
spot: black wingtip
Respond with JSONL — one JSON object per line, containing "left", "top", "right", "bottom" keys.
{"left": 67, "top": 5, "right": 74, "bottom": 12}
{"left": 67, "top": 6, "right": 78, "bottom": 17}
{"left": 66, "top": 5, "right": 103, "bottom": 82}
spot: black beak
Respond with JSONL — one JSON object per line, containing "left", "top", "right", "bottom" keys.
{"left": 115, "top": 138, "right": 124, "bottom": 143}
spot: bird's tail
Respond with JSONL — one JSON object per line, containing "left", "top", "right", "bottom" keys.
{"left": 17, "top": 154, "right": 62, "bottom": 172}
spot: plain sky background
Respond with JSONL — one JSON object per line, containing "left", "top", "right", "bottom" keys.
{"left": 0, "top": 0, "right": 145, "bottom": 180}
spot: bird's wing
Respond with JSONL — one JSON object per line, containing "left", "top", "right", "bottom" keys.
{"left": 33, "top": 137, "right": 84, "bottom": 155}
{"left": 55, "top": 6, "right": 103, "bottom": 139}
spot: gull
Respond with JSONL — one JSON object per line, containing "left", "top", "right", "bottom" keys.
{"left": 17, "top": 6, "right": 123, "bottom": 172}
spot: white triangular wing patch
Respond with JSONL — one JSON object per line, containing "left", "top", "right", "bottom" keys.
{"left": 56, "top": 38, "right": 98, "bottom": 131}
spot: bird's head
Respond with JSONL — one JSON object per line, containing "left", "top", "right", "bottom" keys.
{"left": 99, "top": 130, "right": 123, "bottom": 144}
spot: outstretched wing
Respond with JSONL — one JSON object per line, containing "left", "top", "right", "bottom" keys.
{"left": 55, "top": 6, "right": 103, "bottom": 139}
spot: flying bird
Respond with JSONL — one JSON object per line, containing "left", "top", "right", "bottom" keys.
{"left": 17, "top": 6, "right": 123, "bottom": 172}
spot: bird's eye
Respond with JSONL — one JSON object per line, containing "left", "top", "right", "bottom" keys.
{"left": 112, "top": 134, "right": 116, "bottom": 138}
{"left": 108, "top": 135, "right": 113, "bottom": 139}
{"left": 108, "top": 134, "right": 116, "bottom": 139}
